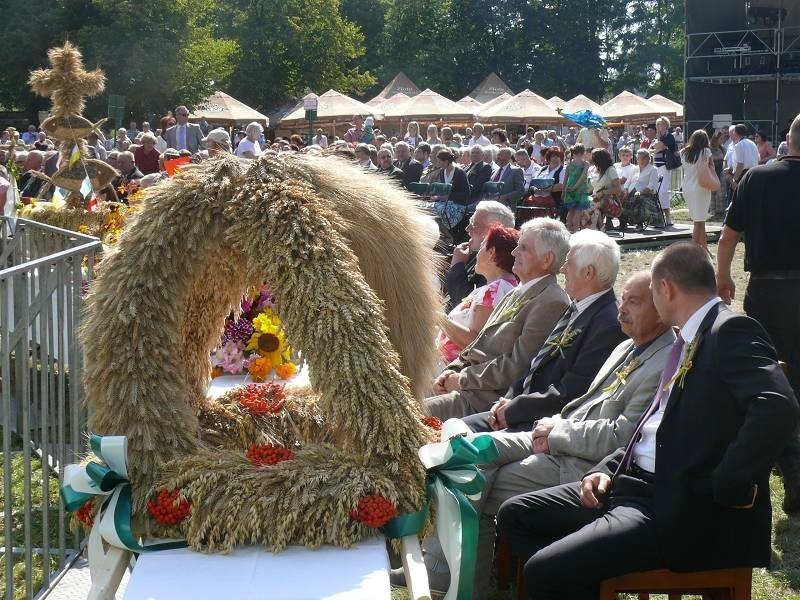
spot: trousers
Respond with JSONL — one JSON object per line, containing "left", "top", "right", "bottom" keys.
{"left": 496, "top": 478, "right": 663, "bottom": 599}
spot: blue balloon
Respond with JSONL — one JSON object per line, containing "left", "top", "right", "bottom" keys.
{"left": 559, "top": 109, "right": 606, "bottom": 129}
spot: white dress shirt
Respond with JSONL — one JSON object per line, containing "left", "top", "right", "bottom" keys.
{"left": 513, "top": 274, "right": 547, "bottom": 297}
{"left": 632, "top": 296, "right": 721, "bottom": 472}
{"left": 734, "top": 138, "right": 760, "bottom": 170}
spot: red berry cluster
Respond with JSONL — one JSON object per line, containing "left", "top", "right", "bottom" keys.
{"left": 237, "top": 382, "right": 285, "bottom": 415}
{"left": 349, "top": 495, "right": 397, "bottom": 528}
{"left": 76, "top": 500, "right": 95, "bottom": 528}
{"left": 422, "top": 416, "right": 442, "bottom": 431}
{"left": 147, "top": 489, "right": 191, "bottom": 526}
{"left": 247, "top": 443, "right": 295, "bottom": 466}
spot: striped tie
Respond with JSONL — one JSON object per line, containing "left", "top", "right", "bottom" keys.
{"left": 521, "top": 302, "right": 577, "bottom": 394}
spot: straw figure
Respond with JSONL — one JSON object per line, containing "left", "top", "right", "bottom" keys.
{"left": 81, "top": 151, "right": 442, "bottom": 551}
{"left": 27, "top": 43, "right": 116, "bottom": 211}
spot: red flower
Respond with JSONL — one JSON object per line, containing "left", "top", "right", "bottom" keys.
{"left": 423, "top": 416, "right": 442, "bottom": 431}
{"left": 237, "top": 383, "right": 285, "bottom": 416}
{"left": 350, "top": 495, "right": 397, "bottom": 528}
{"left": 147, "top": 489, "right": 191, "bottom": 526}
{"left": 76, "top": 500, "right": 95, "bottom": 528}
{"left": 247, "top": 443, "right": 295, "bottom": 466}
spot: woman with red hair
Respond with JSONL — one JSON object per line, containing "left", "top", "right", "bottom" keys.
{"left": 436, "top": 224, "right": 519, "bottom": 367}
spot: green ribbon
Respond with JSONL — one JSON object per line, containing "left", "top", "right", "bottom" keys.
{"left": 61, "top": 434, "right": 185, "bottom": 553}
{"left": 383, "top": 425, "right": 498, "bottom": 600}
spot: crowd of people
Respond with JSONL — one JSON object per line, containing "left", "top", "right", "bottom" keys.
{"left": 1, "top": 101, "right": 798, "bottom": 599}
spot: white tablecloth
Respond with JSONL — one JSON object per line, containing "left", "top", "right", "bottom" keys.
{"left": 124, "top": 366, "right": 391, "bottom": 600}
{"left": 124, "top": 537, "right": 390, "bottom": 600}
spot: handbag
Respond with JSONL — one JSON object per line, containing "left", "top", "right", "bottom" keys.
{"left": 698, "top": 158, "right": 721, "bottom": 191}
{"left": 664, "top": 149, "right": 682, "bottom": 171}
{"left": 600, "top": 192, "right": 622, "bottom": 218}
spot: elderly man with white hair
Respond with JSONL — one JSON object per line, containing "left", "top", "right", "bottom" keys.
{"left": 469, "top": 122, "right": 491, "bottom": 147}
{"left": 445, "top": 200, "right": 515, "bottom": 309}
{"left": 235, "top": 122, "right": 264, "bottom": 159}
{"left": 427, "top": 218, "right": 572, "bottom": 420}
{"left": 463, "top": 228, "right": 627, "bottom": 432}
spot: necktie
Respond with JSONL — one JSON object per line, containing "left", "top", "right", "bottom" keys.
{"left": 613, "top": 335, "right": 685, "bottom": 477}
{"left": 177, "top": 126, "right": 186, "bottom": 150}
{"left": 519, "top": 302, "right": 577, "bottom": 394}
{"left": 493, "top": 166, "right": 504, "bottom": 182}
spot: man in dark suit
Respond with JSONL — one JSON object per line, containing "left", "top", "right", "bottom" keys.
{"left": 497, "top": 242, "right": 798, "bottom": 600}
{"left": 489, "top": 147, "right": 526, "bottom": 208}
{"left": 166, "top": 105, "right": 205, "bottom": 154}
{"left": 464, "top": 229, "right": 627, "bottom": 433}
{"left": 465, "top": 144, "right": 493, "bottom": 201}
{"left": 392, "top": 141, "right": 423, "bottom": 189}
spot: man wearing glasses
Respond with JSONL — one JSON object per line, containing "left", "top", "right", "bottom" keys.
{"left": 166, "top": 106, "right": 205, "bottom": 153}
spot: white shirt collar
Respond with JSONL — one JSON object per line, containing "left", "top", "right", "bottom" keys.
{"left": 515, "top": 274, "right": 547, "bottom": 295}
{"left": 573, "top": 288, "right": 611, "bottom": 316}
{"left": 679, "top": 297, "right": 721, "bottom": 344}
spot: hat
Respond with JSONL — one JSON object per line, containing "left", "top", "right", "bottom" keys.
{"left": 364, "top": 116, "right": 375, "bottom": 127}
{"left": 203, "top": 128, "right": 231, "bottom": 145}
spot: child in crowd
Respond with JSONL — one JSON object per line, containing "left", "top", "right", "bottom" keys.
{"left": 561, "top": 144, "right": 591, "bottom": 232}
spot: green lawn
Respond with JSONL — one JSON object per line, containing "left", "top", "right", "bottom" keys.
{"left": 0, "top": 434, "right": 64, "bottom": 600}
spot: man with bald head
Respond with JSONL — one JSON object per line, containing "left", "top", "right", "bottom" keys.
{"left": 718, "top": 112, "right": 800, "bottom": 511}
{"left": 17, "top": 150, "right": 45, "bottom": 197}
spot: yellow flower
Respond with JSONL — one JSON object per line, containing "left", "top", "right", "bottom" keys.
{"left": 247, "top": 356, "right": 273, "bottom": 381}
{"left": 78, "top": 224, "right": 89, "bottom": 234}
{"left": 275, "top": 362, "right": 298, "bottom": 380}
{"left": 252, "top": 309, "right": 281, "bottom": 334}
{"left": 246, "top": 330, "right": 287, "bottom": 365}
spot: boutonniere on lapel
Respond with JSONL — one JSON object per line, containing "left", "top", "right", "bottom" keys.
{"left": 502, "top": 297, "right": 529, "bottom": 320}
{"left": 665, "top": 334, "right": 702, "bottom": 390}
{"left": 547, "top": 326, "right": 582, "bottom": 358}
{"left": 601, "top": 356, "right": 642, "bottom": 394}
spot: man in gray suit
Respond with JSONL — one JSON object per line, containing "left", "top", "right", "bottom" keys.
{"left": 426, "top": 218, "right": 571, "bottom": 419}
{"left": 490, "top": 147, "right": 526, "bottom": 208}
{"left": 166, "top": 105, "right": 205, "bottom": 153}
{"left": 471, "top": 271, "right": 674, "bottom": 596}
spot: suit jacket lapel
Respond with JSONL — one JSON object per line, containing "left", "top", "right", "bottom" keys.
{"left": 663, "top": 302, "right": 726, "bottom": 418}
{"left": 562, "top": 340, "right": 632, "bottom": 415}
{"left": 535, "top": 289, "right": 617, "bottom": 371}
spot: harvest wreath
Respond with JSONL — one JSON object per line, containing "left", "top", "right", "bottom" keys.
{"left": 73, "top": 148, "right": 444, "bottom": 552}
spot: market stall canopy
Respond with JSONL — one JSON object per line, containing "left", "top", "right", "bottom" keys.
{"left": 477, "top": 92, "right": 513, "bottom": 117}
{"left": 189, "top": 91, "right": 269, "bottom": 126}
{"left": 367, "top": 72, "right": 422, "bottom": 106}
{"left": 393, "top": 88, "right": 475, "bottom": 121}
{"left": 456, "top": 96, "right": 484, "bottom": 113}
{"left": 648, "top": 94, "right": 684, "bottom": 118}
{"left": 373, "top": 92, "right": 412, "bottom": 115}
{"left": 562, "top": 94, "right": 602, "bottom": 114}
{"left": 478, "top": 89, "right": 561, "bottom": 123}
{"left": 547, "top": 96, "right": 566, "bottom": 109}
{"left": 600, "top": 90, "right": 673, "bottom": 121}
{"left": 469, "top": 72, "right": 514, "bottom": 104}
{"left": 279, "top": 90, "right": 381, "bottom": 127}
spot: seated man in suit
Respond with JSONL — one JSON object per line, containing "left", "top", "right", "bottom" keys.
{"left": 465, "top": 145, "right": 492, "bottom": 202}
{"left": 392, "top": 141, "right": 423, "bottom": 189}
{"left": 444, "top": 200, "right": 515, "bottom": 311}
{"left": 427, "top": 218, "right": 572, "bottom": 420}
{"left": 464, "top": 229, "right": 627, "bottom": 433}
{"left": 498, "top": 242, "right": 799, "bottom": 600}
{"left": 489, "top": 147, "right": 525, "bottom": 208}
{"left": 400, "top": 271, "right": 675, "bottom": 596}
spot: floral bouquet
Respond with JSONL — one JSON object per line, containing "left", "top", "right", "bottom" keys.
{"left": 210, "top": 284, "right": 299, "bottom": 381}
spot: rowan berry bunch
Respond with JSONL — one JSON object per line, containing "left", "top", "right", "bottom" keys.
{"left": 237, "top": 382, "right": 285, "bottom": 415}
{"left": 422, "top": 416, "right": 442, "bottom": 431}
{"left": 349, "top": 495, "right": 397, "bottom": 528}
{"left": 247, "top": 443, "right": 295, "bottom": 466}
{"left": 147, "top": 489, "right": 191, "bottom": 526}
{"left": 76, "top": 500, "right": 95, "bottom": 528}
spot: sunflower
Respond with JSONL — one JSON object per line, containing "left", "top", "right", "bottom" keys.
{"left": 246, "top": 330, "right": 287, "bottom": 365}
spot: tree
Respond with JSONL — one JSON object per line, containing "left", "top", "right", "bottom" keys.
{"left": 219, "top": 0, "right": 376, "bottom": 110}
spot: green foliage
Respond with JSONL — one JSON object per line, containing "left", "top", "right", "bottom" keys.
{"left": 2, "top": 0, "right": 685, "bottom": 121}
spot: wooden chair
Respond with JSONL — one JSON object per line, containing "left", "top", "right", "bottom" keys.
{"left": 599, "top": 567, "right": 752, "bottom": 600}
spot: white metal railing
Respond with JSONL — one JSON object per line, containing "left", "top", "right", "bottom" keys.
{"left": 1, "top": 217, "right": 100, "bottom": 600}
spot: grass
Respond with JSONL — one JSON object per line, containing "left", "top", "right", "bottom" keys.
{"left": 0, "top": 433, "right": 65, "bottom": 600}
